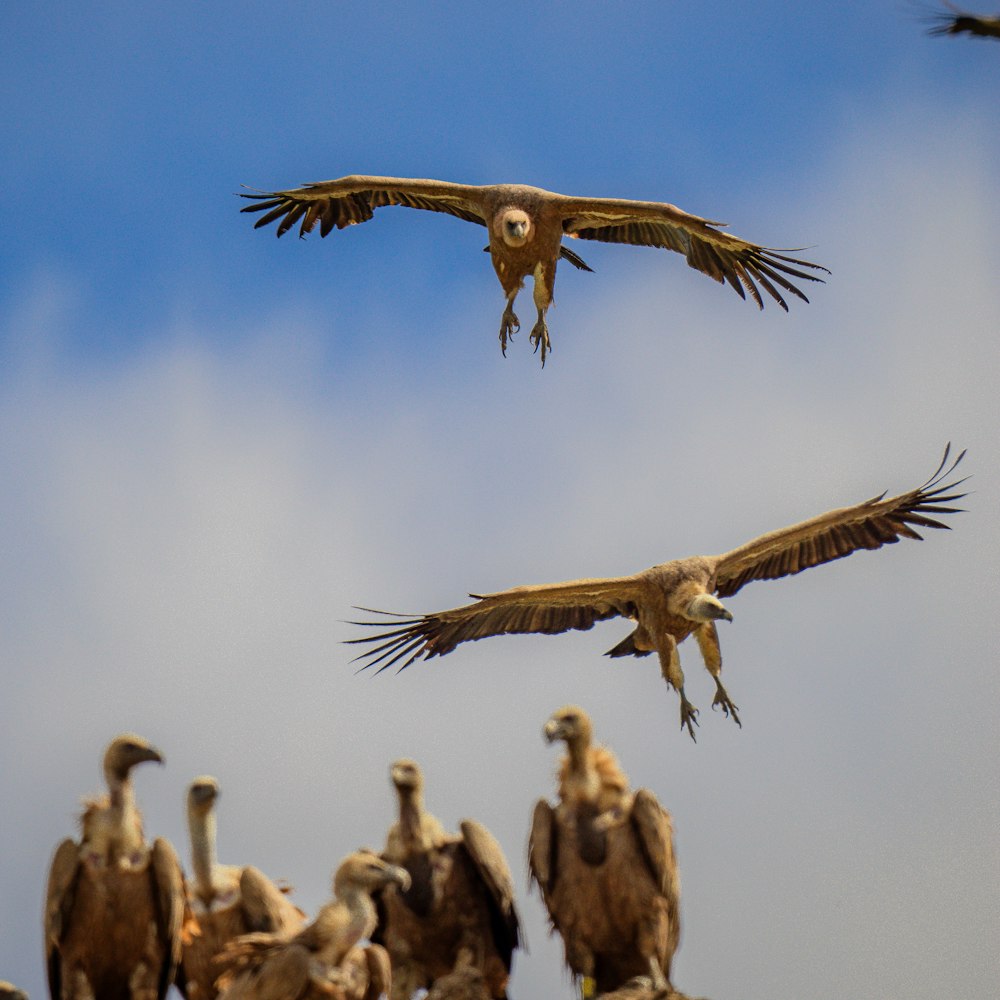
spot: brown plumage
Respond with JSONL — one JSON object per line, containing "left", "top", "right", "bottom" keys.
{"left": 178, "top": 777, "right": 305, "bottom": 1000}
{"left": 216, "top": 851, "right": 408, "bottom": 1000}
{"left": 240, "top": 174, "right": 827, "bottom": 365}
{"left": 529, "top": 707, "right": 681, "bottom": 996}
{"left": 0, "top": 983, "right": 29, "bottom": 1000}
{"left": 923, "top": 2, "right": 1000, "bottom": 37}
{"left": 44, "top": 733, "right": 185, "bottom": 1000}
{"left": 350, "top": 445, "right": 966, "bottom": 739}
{"left": 373, "top": 759, "right": 521, "bottom": 1000}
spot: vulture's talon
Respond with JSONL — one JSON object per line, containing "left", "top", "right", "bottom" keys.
{"left": 499, "top": 309, "right": 520, "bottom": 356}
{"left": 529, "top": 320, "right": 551, "bottom": 366}
{"left": 679, "top": 698, "right": 700, "bottom": 741}
{"left": 712, "top": 684, "right": 742, "bottom": 728}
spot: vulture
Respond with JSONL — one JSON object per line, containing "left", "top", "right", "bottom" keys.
{"left": 350, "top": 445, "right": 966, "bottom": 739}
{"left": 216, "top": 851, "right": 408, "bottom": 1000}
{"left": 240, "top": 175, "right": 828, "bottom": 365}
{"left": 44, "top": 733, "right": 185, "bottom": 1000}
{"left": 924, "top": 2, "right": 1000, "bottom": 37}
{"left": 0, "top": 984, "right": 29, "bottom": 1000}
{"left": 373, "top": 759, "right": 521, "bottom": 1000}
{"left": 178, "top": 777, "right": 305, "bottom": 1000}
{"left": 529, "top": 707, "right": 680, "bottom": 996}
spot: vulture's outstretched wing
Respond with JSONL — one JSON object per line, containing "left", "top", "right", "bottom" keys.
{"left": 923, "top": 3, "right": 1000, "bottom": 37}
{"left": 150, "top": 837, "right": 186, "bottom": 1000}
{"left": 458, "top": 820, "right": 521, "bottom": 964}
{"left": 348, "top": 576, "right": 646, "bottom": 673}
{"left": 44, "top": 838, "right": 81, "bottom": 1000}
{"left": 241, "top": 175, "right": 489, "bottom": 238}
{"left": 711, "top": 445, "right": 967, "bottom": 598}
{"left": 554, "top": 194, "right": 828, "bottom": 310}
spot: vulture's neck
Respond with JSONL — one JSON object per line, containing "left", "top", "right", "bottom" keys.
{"left": 562, "top": 737, "right": 601, "bottom": 809}
{"left": 188, "top": 808, "right": 219, "bottom": 902}
{"left": 397, "top": 788, "right": 426, "bottom": 846}
{"left": 103, "top": 766, "right": 143, "bottom": 857}
{"left": 315, "top": 889, "right": 374, "bottom": 965}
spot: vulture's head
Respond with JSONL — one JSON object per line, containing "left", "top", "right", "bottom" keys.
{"left": 103, "top": 733, "right": 164, "bottom": 783}
{"left": 498, "top": 209, "right": 532, "bottom": 248}
{"left": 390, "top": 757, "right": 423, "bottom": 795}
{"left": 686, "top": 592, "right": 733, "bottom": 623}
{"left": 187, "top": 775, "right": 220, "bottom": 816}
{"left": 543, "top": 705, "right": 593, "bottom": 749}
{"left": 333, "top": 850, "right": 411, "bottom": 898}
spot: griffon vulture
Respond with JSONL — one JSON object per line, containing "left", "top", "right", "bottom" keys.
{"left": 373, "top": 759, "right": 521, "bottom": 1000}
{"left": 529, "top": 707, "right": 680, "bottom": 996}
{"left": 44, "top": 733, "right": 185, "bottom": 1000}
{"left": 216, "top": 851, "right": 408, "bottom": 1000}
{"left": 923, "top": 2, "right": 1000, "bottom": 37}
{"left": 178, "top": 777, "right": 305, "bottom": 1000}
{"left": 0, "top": 983, "right": 29, "bottom": 1000}
{"left": 240, "top": 175, "right": 827, "bottom": 365}
{"left": 350, "top": 446, "right": 966, "bottom": 739}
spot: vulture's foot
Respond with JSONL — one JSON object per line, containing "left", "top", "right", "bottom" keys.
{"left": 499, "top": 306, "right": 520, "bottom": 356}
{"left": 529, "top": 317, "right": 551, "bottom": 366}
{"left": 712, "top": 680, "right": 742, "bottom": 728}
{"left": 679, "top": 695, "right": 700, "bottom": 741}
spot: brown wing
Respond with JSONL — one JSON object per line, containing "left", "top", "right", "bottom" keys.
{"left": 240, "top": 175, "right": 490, "bottom": 239}
{"left": 925, "top": 4, "right": 1000, "bottom": 37}
{"left": 239, "top": 867, "right": 305, "bottom": 935}
{"left": 150, "top": 837, "right": 186, "bottom": 1000}
{"left": 347, "top": 575, "right": 648, "bottom": 673}
{"left": 458, "top": 820, "right": 521, "bottom": 967}
{"left": 527, "top": 799, "right": 558, "bottom": 903}
{"left": 711, "top": 445, "right": 967, "bottom": 598}
{"left": 361, "top": 944, "right": 392, "bottom": 1000}
{"left": 630, "top": 790, "right": 681, "bottom": 915}
{"left": 44, "top": 838, "right": 81, "bottom": 1000}
{"left": 552, "top": 192, "right": 828, "bottom": 310}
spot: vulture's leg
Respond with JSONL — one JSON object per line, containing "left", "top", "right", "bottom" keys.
{"left": 529, "top": 263, "right": 554, "bottom": 366}
{"left": 695, "top": 622, "right": 741, "bottom": 727}
{"left": 498, "top": 294, "right": 520, "bottom": 356}
{"left": 658, "top": 635, "right": 699, "bottom": 740}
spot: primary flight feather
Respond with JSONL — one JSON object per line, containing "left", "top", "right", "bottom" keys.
{"left": 349, "top": 446, "right": 966, "bottom": 739}
{"left": 241, "top": 175, "right": 828, "bottom": 365}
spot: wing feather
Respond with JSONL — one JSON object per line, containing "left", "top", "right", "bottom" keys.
{"left": 347, "top": 576, "right": 646, "bottom": 672}
{"left": 150, "top": 837, "right": 186, "bottom": 1000}
{"left": 713, "top": 445, "right": 967, "bottom": 598}
{"left": 556, "top": 193, "right": 827, "bottom": 309}
{"left": 527, "top": 800, "right": 557, "bottom": 902}
{"left": 240, "top": 175, "right": 489, "bottom": 238}
{"left": 458, "top": 820, "right": 521, "bottom": 966}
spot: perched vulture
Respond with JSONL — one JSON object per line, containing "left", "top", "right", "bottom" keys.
{"left": 373, "top": 759, "right": 521, "bottom": 1000}
{"left": 923, "top": 2, "right": 1000, "bottom": 37}
{"left": 44, "top": 733, "right": 185, "bottom": 1000}
{"left": 529, "top": 707, "right": 681, "bottom": 996}
{"left": 178, "top": 777, "right": 305, "bottom": 1000}
{"left": 0, "top": 983, "right": 29, "bottom": 1000}
{"left": 350, "top": 445, "right": 966, "bottom": 739}
{"left": 240, "top": 175, "right": 827, "bottom": 365}
{"left": 216, "top": 851, "right": 408, "bottom": 1000}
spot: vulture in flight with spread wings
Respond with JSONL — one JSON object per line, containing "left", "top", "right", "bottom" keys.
{"left": 373, "top": 759, "right": 521, "bottom": 1000}
{"left": 241, "top": 175, "right": 827, "bottom": 365}
{"left": 216, "top": 851, "right": 408, "bottom": 1000}
{"left": 178, "top": 777, "right": 305, "bottom": 1000}
{"left": 529, "top": 706, "right": 681, "bottom": 996}
{"left": 350, "top": 446, "right": 966, "bottom": 739}
{"left": 44, "top": 733, "right": 186, "bottom": 1000}
{"left": 922, "top": 2, "right": 1000, "bottom": 37}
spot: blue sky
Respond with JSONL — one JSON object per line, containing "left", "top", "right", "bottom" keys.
{"left": 2, "top": 4, "right": 998, "bottom": 1000}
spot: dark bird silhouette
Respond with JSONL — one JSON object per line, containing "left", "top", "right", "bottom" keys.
{"left": 529, "top": 707, "right": 680, "bottom": 996}
{"left": 350, "top": 446, "right": 966, "bottom": 739}
{"left": 241, "top": 175, "right": 827, "bottom": 365}
{"left": 44, "top": 734, "right": 185, "bottom": 1000}
{"left": 923, "top": 3, "right": 1000, "bottom": 38}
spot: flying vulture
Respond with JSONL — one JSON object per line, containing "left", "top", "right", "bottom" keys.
{"left": 178, "top": 777, "right": 305, "bottom": 1000}
{"left": 923, "top": 2, "right": 1000, "bottom": 37}
{"left": 44, "top": 733, "right": 186, "bottom": 1000}
{"left": 240, "top": 175, "right": 828, "bottom": 365}
{"left": 216, "top": 851, "right": 408, "bottom": 1000}
{"left": 350, "top": 445, "right": 966, "bottom": 739}
{"left": 373, "top": 759, "right": 521, "bottom": 1000}
{"left": 529, "top": 706, "right": 681, "bottom": 996}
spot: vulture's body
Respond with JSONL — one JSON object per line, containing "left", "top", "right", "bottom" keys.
{"left": 241, "top": 175, "right": 827, "bottom": 364}
{"left": 44, "top": 735, "right": 185, "bottom": 1000}
{"left": 529, "top": 708, "right": 680, "bottom": 995}
{"left": 216, "top": 852, "right": 407, "bottom": 1000}
{"left": 375, "top": 760, "right": 520, "bottom": 1000}
{"left": 179, "top": 778, "right": 304, "bottom": 1000}
{"left": 351, "top": 446, "right": 966, "bottom": 738}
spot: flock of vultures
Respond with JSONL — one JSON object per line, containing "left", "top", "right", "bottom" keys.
{"left": 15, "top": 9, "right": 993, "bottom": 1000}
